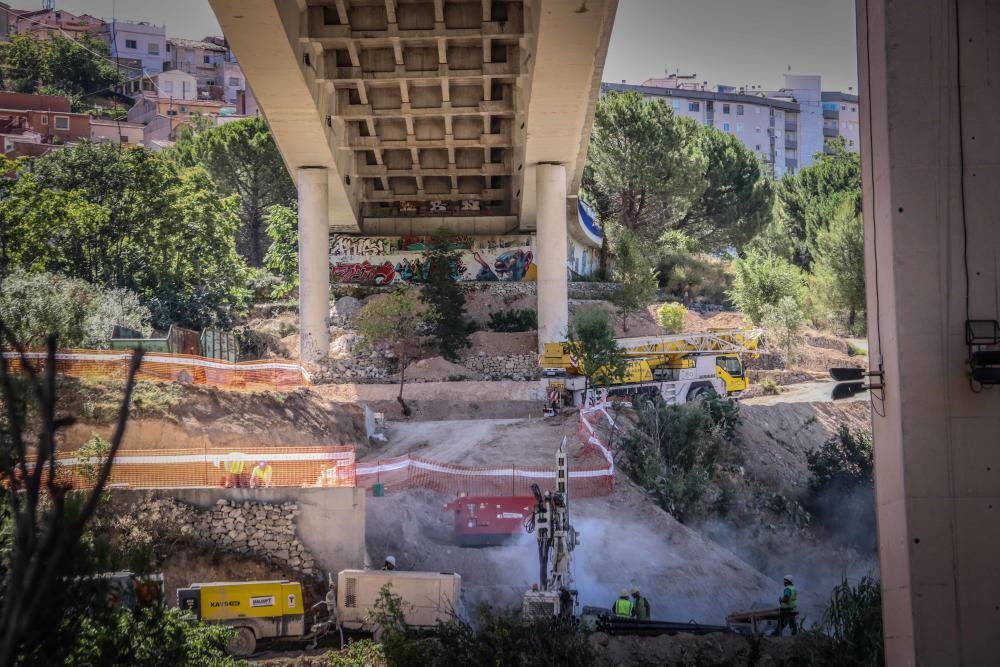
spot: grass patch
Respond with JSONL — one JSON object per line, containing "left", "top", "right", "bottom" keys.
{"left": 62, "top": 377, "right": 184, "bottom": 421}
{"left": 760, "top": 378, "right": 783, "bottom": 395}
{"left": 847, "top": 341, "right": 868, "bottom": 357}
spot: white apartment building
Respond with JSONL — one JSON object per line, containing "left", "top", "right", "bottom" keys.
{"left": 821, "top": 91, "right": 860, "bottom": 151}
{"left": 102, "top": 20, "right": 166, "bottom": 75}
{"left": 603, "top": 73, "right": 858, "bottom": 178}
{"left": 165, "top": 38, "right": 246, "bottom": 104}
{"left": 601, "top": 81, "right": 801, "bottom": 178}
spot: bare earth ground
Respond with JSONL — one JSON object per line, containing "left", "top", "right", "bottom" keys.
{"left": 58, "top": 381, "right": 367, "bottom": 453}
{"left": 364, "top": 414, "right": 809, "bottom": 623}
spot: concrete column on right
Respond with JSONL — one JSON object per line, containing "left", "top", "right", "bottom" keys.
{"left": 858, "top": 0, "right": 1000, "bottom": 664}
{"left": 535, "top": 163, "right": 569, "bottom": 352}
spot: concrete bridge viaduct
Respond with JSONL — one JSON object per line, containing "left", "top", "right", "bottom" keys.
{"left": 212, "top": 1, "right": 1000, "bottom": 664}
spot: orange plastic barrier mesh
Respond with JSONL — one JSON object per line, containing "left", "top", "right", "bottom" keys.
{"left": 41, "top": 446, "right": 356, "bottom": 490}
{"left": 356, "top": 402, "right": 619, "bottom": 499}
{"left": 3, "top": 349, "right": 310, "bottom": 390}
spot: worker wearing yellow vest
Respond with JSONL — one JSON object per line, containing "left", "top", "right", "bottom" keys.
{"left": 224, "top": 455, "right": 247, "bottom": 488}
{"left": 250, "top": 461, "right": 273, "bottom": 488}
{"left": 772, "top": 574, "right": 798, "bottom": 636}
{"left": 612, "top": 589, "right": 634, "bottom": 617}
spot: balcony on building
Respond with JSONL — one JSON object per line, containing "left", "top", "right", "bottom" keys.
{"left": 823, "top": 108, "right": 839, "bottom": 120}
{"left": 784, "top": 119, "right": 797, "bottom": 132}
{"left": 823, "top": 126, "right": 838, "bottom": 137}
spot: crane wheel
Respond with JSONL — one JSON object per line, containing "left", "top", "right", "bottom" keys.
{"left": 226, "top": 627, "right": 257, "bottom": 657}
{"left": 686, "top": 386, "right": 708, "bottom": 402}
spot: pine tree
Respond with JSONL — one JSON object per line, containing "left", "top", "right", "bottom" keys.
{"left": 420, "top": 237, "right": 471, "bottom": 361}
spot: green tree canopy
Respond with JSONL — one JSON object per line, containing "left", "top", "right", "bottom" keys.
{"left": 772, "top": 139, "right": 861, "bottom": 269}
{"left": 728, "top": 250, "right": 807, "bottom": 326}
{"left": 678, "top": 126, "right": 774, "bottom": 252}
{"left": 585, "top": 91, "right": 707, "bottom": 242}
{"left": 172, "top": 116, "right": 296, "bottom": 266}
{"left": 262, "top": 204, "right": 299, "bottom": 298}
{"left": 420, "top": 237, "right": 471, "bottom": 361}
{"left": 811, "top": 202, "right": 866, "bottom": 333}
{"left": 564, "top": 306, "right": 627, "bottom": 389}
{"left": 0, "top": 33, "right": 121, "bottom": 102}
{"left": 611, "top": 229, "right": 659, "bottom": 332}
{"left": 0, "top": 143, "right": 249, "bottom": 329}
{"left": 355, "top": 287, "right": 430, "bottom": 415}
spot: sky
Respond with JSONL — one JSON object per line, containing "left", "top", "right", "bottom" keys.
{"left": 52, "top": 0, "right": 859, "bottom": 92}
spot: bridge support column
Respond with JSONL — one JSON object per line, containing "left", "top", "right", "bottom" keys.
{"left": 859, "top": 0, "right": 1000, "bottom": 664}
{"left": 297, "top": 167, "right": 330, "bottom": 362}
{"left": 535, "top": 163, "right": 568, "bottom": 352}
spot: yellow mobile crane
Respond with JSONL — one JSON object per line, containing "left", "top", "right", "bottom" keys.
{"left": 540, "top": 329, "right": 765, "bottom": 406}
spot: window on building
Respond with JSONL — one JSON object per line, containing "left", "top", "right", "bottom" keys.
{"left": 688, "top": 101, "right": 699, "bottom": 112}
{"left": 180, "top": 106, "right": 188, "bottom": 113}
{"left": 40, "top": 115, "right": 48, "bottom": 125}
{"left": 842, "top": 105, "right": 847, "bottom": 110}
{"left": 53, "top": 115, "right": 69, "bottom": 130}
{"left": 735, "top": 122, "right": 744, "bottom": 132}
{"left": 769, "top": 108, "right": 775, "bottom": 117}
{"left": 736, "top": 104, "right": 744, "bottom": 115}
{"left": 671, "top": 99, "right": 680, "bottom": 110}
{"left": 706, "top": 101, "right": 714, "bottom": 112}
{"left": 722, "top": 103, "right": 730, "bottom": 114}
{"left": 125, "top": 39, "right": 137, "bottom": 49}
{"left": 203, "top": 55, "right": 211, "bottom": 64}
{"left": 755, "top": 144, "right": 761, "bottom": 152}
{"left": 851, "top": 106, "right": 856, "bottom": 112}
{"left": 723, "top": 122, "right": 731, "bottom": 132}
{"left": 228, "top": 77, "right": 240, "bottom": 86}
{"left": 148, "top": 43, "right": 159, "bottom": 55}
{"left": 166, "top": 43, "right": 172, "bottom": 52}
{"left": 756, "top": 127, "right": 761, "bottom": 133}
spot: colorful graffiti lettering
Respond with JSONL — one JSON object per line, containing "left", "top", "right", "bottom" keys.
{"left": 329, "top": 260, "right": 396, "bottom": 285}
{"left": 328, "top": 235, "right": 535, "bottom": 284}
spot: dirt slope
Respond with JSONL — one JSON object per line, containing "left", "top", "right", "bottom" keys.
{"left": 58, "top": 381, "right": 367, "bottom": 453}
{"left": 737, "top": 400, "right": 871, "bottom": 495}
{"left": 366, "top": 483, "right": 782, "bottom": 625}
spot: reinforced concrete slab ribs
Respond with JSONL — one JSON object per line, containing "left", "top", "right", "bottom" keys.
{"left": 209, "top": 0, "right": 617, "bottom": 236}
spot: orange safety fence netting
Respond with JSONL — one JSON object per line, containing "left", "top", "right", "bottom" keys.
{"left": 356, "top": 402, "right": 620, "bottom": 499}
{"left": 3, "top": 349, "right": 310, "bottom": 390}
{"left": 34, "top": 446, "right": 356, "bottom": 490}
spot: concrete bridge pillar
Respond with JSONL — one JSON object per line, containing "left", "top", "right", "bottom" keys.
{"left": 535, "top": 163, "right": 569, "bottom": 352}
{"left": 297, "top": 167, "right": 330, "bottom": 362}
{"left": 858, "top": 0, "right": 1000, "bottom": 663}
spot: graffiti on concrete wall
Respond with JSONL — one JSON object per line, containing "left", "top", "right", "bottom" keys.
{"left": 329, "top": 235, "right": 536, "bottom": 284}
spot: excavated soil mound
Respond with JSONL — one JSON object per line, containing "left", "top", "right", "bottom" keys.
{"left": 680, "top": 309, "right": 749, "bottom": 332}
{"left": 468, "top": 330, "right": 537, "bottom": 355}
{"left": 404, "top": 357, "right": 475, "bottom": 381}
{"left": 58, "top": 383, "right": 367, "bottom": 453}
{"left": 464, "top": 287, "right": 536, "bottom": 325}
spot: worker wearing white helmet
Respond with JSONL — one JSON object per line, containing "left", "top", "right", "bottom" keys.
{"left": 773, "top": 574, "right": 798, "bottom": 636}
{"left": 612, "top": 589, "right": 634, "bottom": 618}
{"left": 382, "top": 555, "right": 397, "bottom": 571}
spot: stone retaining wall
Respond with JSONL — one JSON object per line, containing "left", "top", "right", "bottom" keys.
{"left": 462, "top": 352, "right": 540, "bottom": 381}
{"left": 140, "top": 497, "right": 319, "bottom": 578}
